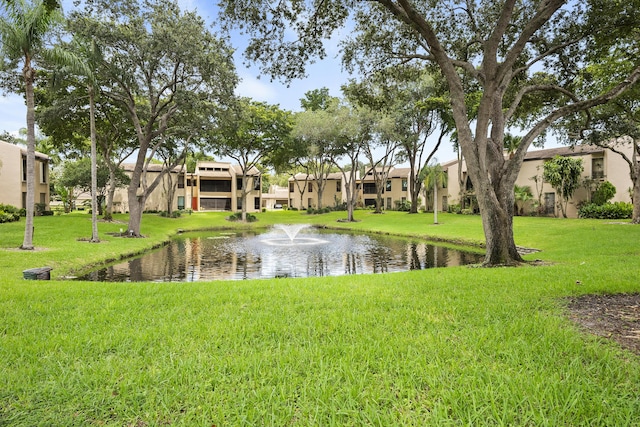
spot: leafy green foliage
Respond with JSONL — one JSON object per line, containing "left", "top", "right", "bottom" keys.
{"left": 0, "top": 204, "right": 22, "bottom": 223}
{"left": 543, "top": 156, "right": 585, "bottom": 217}
{"left": 227, "top": 212, "right": 257, "bottom": 222}
{"left": 591, "top": 181, "right": 616, "bottom": 206}
{"left": 68, "top": 0, "right": 238, "bottom": 235}
{"left": 514, "top": 185, "right": 534, "bottom": 216}
{"left": 578, "top": 202, "right": 633, "bottom": 219}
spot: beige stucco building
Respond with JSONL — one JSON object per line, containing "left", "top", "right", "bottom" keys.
{"left": 261, "top": 185, "right": 289, "bottom": 210}
{"left": 0, "top": 140, "right": 50, "bottom": 211}
{"left": 286, "top": 167, "right": 427, "bottom": 211}
{"left": 288, "top": 172, "right": 348, "bottom": 210}
{"left": 189, "top": 161, "right": 261, "bottom": 212}
{"left": 359, "top": 166, "right": 425, "bottom": 210}
{"left": 113, "top": 161, "right": 262, "bottom": 213}
{"left": 443, "top": 145, "right": 635, "bottom": 218}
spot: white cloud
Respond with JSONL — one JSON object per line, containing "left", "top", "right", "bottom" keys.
{"left": 235, "top": 73, "right": 279, "bottom": 104}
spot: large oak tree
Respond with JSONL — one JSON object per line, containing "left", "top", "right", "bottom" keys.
{"left": 220, "top": 0, "right": 640, "bottom": 266}
{"left": 70, "top": 0, "right": 237, "bottom": 236}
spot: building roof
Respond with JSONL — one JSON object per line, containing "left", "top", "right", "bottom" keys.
{"left": 523, "top": 145, "right": 604, "bottom": 161}
{"left": 440, "top": 145, "right": 605, "bottom": 168}
{"left": 387, "top": 167, "right": 411, "bottom": 178}
{"left": 1, "top": 140, "right": 50, "bottom": 161}
{"left": 122, "top": 163, "right": 185, "bottom": 173}
{"left": 195, "top": 161, "right": 259, "bottom": 177}
{"left": 289, "top": 172, "right": 343, "bottom": 181}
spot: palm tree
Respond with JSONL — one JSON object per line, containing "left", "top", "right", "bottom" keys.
{"left": 514, "top": 185, "right": 534, "bottom": 216}
{"left": 1, "top": 0, "right": 63, "bottom": 249}
{"left": 423, "top": 161, "right": 448, "bottom": 224}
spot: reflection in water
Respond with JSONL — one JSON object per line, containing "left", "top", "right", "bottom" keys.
{"left": 77, "top": 227, "right": 484, "bottom": 282}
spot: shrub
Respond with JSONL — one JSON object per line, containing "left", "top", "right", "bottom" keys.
{"left": 0, "top": 204, "right": 21, "bottom": 223}
{"left": 592, "top": 181, "right": 616, "bottom": 206}
{"left": 578, "top": 202, "right": 633, "bottom": 219}
{"left": 394, "top": 200, "right": 411, "bottom": 212}
{"left": 306, "top": 207, "right": 332, "bottom": 215}
{"left": 227, "top": 212, "right": 258, "bottom": 222}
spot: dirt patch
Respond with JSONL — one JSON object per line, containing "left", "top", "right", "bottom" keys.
{"left": 567, "top": 293, "right": 640, "bottom": 356}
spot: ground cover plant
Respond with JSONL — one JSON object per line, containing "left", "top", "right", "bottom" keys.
{"left": 0, "top": 211, "right": 639, "bottom": 426}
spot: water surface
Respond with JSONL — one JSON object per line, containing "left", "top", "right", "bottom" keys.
{"left": 77, "top": 226, "right": 483, "bottom": 282}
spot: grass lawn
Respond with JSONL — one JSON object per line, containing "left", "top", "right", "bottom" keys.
{"left": 0, "top": 210, "right": 639, "bottom": 426}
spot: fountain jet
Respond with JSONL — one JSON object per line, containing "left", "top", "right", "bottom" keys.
{"left": 273, "top": 224, "right": 311, "bottom": 242}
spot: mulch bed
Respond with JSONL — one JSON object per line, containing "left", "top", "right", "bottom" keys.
{"left": 567, "top": 293, "right": 640, "bottom": 356}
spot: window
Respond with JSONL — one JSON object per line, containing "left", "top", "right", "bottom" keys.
{"left": 39, "top": 161, "right": 47, "bottom": 184}
{"left": 363, "top": 183, "right": 377, "bottom": 194}
{"left": 592, "top": 157, "right": 605, "bottom": 179}
{"left": 254, "top": 197, "right": 260, "bottom": 209}
{"left": 336, "top": 180, "right": 341, "bottom": 192}
{"left": 177, "top": 196, "right": 185, "bottom": 210}
{"left": 22, "top": 156, "right": 27, "bottom": 182}
{"left": 236, "top": 178, "right": 243, "bottom": 190}
{"left": 177, "top": 176, "right": 184, "bottom": 189}
{"left": 200, "top": 198, "right": 231, "bottom": 210}
{"left": 308, "top": 182, "right": 313, "bottom": 192}
{"left": 386, "top": 180, "right": 391, "bottom": 192}
{"left": 289, "top": 183, "right": 294, "bottom": 193}
{"left": 401, "top": 179, "right": 408, "bottom": 191}
{"left": 253, "top": 177, "right": 261, "bottom": 191}
{"left": 200, "top": 179, "right": 231, "bottom": 192}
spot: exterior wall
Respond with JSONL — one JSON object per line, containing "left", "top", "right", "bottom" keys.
{"left": 262, "top": 185, "right": 289, "bottom": 209}
{"left": 113, "top": 161, "right": 261, "bottom": 214}
{"left": 358, "top": 167, "right": 423, "bottom": 210}
{"left": 287, "top": 173, "right": 346, "bottom": 210}
{"left": 443, "top": 145, "right": 634, "bottom": 218}
{"left": 0, "top": 140, "right": 50, "bottom": 210}
{"left": 603, "top": 145, "right": 635, "bottom": 204}
{"left": 112, "top": 166, "right": 187, "bottom": 213}
{"left": 191, "top": 161, "right": 261, "bottom": 213}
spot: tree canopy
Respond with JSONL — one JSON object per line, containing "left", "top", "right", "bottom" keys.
{"left": 69, "top": 0, "right": 238, "bottom": 235}
{"left": 220, "top": 0, "right": 640, "bottom": 266}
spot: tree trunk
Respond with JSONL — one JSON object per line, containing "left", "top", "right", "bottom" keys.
{"left": 433, "top": 181, "right": 438, "bottom": 224}
{"left": 165, "top": 172, "right": 174, "bottom": 216}
{"left": 126, "top": 155, "right": 146, "bottom": 236}
{"left": 127, "top": 185, "right": 145, "bottom": 236}
{"left": 316, "top": 185, "right": 324, "bottom": 210}
{"left": 89, "top": 87, "right": 100, "bottom": 242}
{"left": 409, "top": 160, "right": 419, "bottom": 213}
{"left": 475, "top": 181, "right": 523, "bottom": 266}
{"left": 375, "top": 185, "right": 384, "bottom": 213}
{"left": 631, "top": 146, "right": 640, "bottom": 224}
{"left": 632, "top": 172, "right": 640, "bottom": 224}
{"left": 21, "top": 65, "right": 35, "bottom": 250}
{"left": 104, "top": 162, "right": 118, "bottom": 221}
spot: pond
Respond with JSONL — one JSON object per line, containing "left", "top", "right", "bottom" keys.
{"left": 76, "top": 225, "right": 484, "bottom": 282}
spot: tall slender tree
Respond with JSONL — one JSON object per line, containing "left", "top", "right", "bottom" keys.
{"left": 0, "top": 0, "right": 85, "bottom": 249}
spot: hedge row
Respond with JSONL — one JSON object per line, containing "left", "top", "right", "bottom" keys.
{"left": 578, "top": 202, "right": 633, "bottom": 219}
